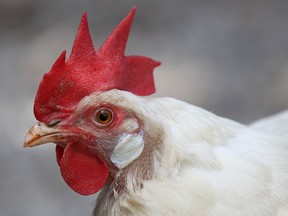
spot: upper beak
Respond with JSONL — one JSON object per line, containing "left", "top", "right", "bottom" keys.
{"left": 24, "top": 122, "right": 75, "bottom": 148}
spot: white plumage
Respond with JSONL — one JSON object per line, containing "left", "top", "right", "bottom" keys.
{"left": 90, "top": 89, "right": 288, "bottom": 216}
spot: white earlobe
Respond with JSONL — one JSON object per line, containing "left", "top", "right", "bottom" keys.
{"left": 111, "top": 132, "right": 144, "bottom": 169}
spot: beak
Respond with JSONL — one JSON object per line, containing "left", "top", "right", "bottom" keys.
{"left": 24, "top": 122, "right": 75, "bottom": 148}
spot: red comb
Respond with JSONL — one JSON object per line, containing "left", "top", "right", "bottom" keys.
{"left": 34, "top": 7, "right": 160, "bottom": 123}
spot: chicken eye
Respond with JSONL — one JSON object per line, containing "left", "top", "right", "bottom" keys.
{"left": 95, "top": 109, "right": 113, "bottom": 125}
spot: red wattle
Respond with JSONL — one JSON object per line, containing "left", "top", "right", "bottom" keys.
{"left": 55, "top": 143, "right": 108, "bottom": 195}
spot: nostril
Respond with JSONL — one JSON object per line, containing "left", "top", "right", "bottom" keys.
{"left": 48, "top": 119, "right": 61, "bottom": 127}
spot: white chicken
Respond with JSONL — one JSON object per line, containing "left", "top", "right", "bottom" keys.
{"left": 24, "top": 7, "right": 288, "bottom": 216}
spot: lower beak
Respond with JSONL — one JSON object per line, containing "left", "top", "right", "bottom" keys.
{"left": 24, "top": 122, "right": 75, "bottom": 148}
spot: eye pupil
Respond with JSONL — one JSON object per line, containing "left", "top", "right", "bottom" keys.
{"left": 99, "top": 112, "right": 108, "bottom": 122}
{"left": 95, "top": 109, "right": 113, "bottom": 125}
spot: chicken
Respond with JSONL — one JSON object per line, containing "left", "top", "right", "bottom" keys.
{"left": 24, "top": 7, "right": 288, "bottom": 216}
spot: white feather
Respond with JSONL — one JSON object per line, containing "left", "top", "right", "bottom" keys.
{"left": 90, "top": 90, "right": 288, "bottom": 216}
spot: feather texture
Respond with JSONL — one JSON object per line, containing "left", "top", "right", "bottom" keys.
{"left": 90, "top": 90, "right": 288, "bottom": 216}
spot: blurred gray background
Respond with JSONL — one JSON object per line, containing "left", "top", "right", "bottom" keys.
{"left": 1, "top": 0, "right": 288, "bottom": 215}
